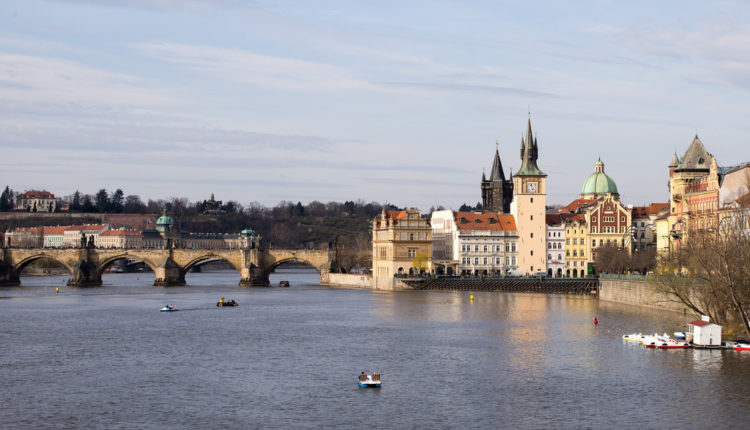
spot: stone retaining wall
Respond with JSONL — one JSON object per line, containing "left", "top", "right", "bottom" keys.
{"left": 599, "top": 278, "right": 688, "bottom": 312}
{"left": 323, "top": 273, "right": 371, "bottom": 288}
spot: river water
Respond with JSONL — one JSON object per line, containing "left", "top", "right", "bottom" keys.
{"left": 2, "top": 268, "right": 749, "bottom": 429}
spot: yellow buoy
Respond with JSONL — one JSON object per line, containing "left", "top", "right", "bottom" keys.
{"left": 56, "top": 287, "right": 59, "bottom": 294}
{"left": 470, "top": 294, "right": 474, "bottom": 302}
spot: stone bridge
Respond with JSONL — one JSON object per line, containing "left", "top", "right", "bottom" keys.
{"left": 0, "top": 247, "right": 332, "bottom": 287}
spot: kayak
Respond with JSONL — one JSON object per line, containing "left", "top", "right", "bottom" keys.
{"left": 160, "top": 306, "right": 179, "bottom": 312}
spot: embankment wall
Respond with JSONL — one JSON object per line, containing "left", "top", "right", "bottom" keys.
{"left": 323, "top": 273, "right": 372, "bottom": 288}
{"left": 599, "top": 278, "right": 688, "bottom": 313}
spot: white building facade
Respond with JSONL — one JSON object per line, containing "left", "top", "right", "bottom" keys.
{"left": 545, "top": 214, "right": 565, "bottom": 277}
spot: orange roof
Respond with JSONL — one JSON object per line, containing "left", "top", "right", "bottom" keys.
{"left": 100, "top": 230, "right": 141, "bottom": 237}
{"left": 560, "top": 199, "right": 596, "bottom": 214}
{"left": 631, "top": 206, "right": 649, "bottom": 219}
{"left": 386, "top": 210, "right": 408, "bottom": 220}
{"left": 43, "top": 226, "right": 69, "bottom": 235}
{"left": 546, "top": 213, "right": 580, "bottom": 226}
{"left": 737, "top": 192, "right": 750, "bottom": 207}
{"left": 648, "top": 203, "right": 669, "bottom": 214}
{"left": 18, "top": 190, "right": 54, "bottom": 199}
{"left": 454, "top": 212, "right": 516, "bottom": 232}
{"left": 64, "top": 224, "right": 107, "bottom": 232}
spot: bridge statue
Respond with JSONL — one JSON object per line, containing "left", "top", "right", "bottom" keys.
{"left": 0, "top": 247, "right": 333, "bottom": 288}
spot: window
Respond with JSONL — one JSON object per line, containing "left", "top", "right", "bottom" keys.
{"left": 566, "top": 238, "right": 570, "bottom": 245}
{"left": 593, "top": 216, "right": 596, "bottom": 222}
{"left": 573, "top": 250, "right": 577, "bottom": 257}
{"left": 573, "top": 238, "right": 577, "bottom": 245}
{"left": 483, "top": 258, "right": 488, "bottom": 265}
{"left": 474, "top": 245, "right": 479, "bottom": 252}
{"left": 548, "top": 254, "right": 552, "bottom": 260}
{"left": 495, "top": 257, "right": 501, "bottom": 264}
{"left": 474, "top": 257, "right": 479, "bottom": 265}
{"left": 418, "top": 232, "right": 424, "bottom": 240}
{"left": 581, "top": 239, "right": 585, "bottom": 245}
{"left": 409, "top": 233, "right": 415, "bottom": 240}
{"left": 511, "top": 243, "right": 516, "bottom": 252}
{"left": 558, "top": 254, "right": 562, "bottom": 260}
{"left": 496, "top": 245, "right": 501, "bottom": 252}
{"left": 530, "top": 215, "right": 534, "bottom": 221}
{"left": 531, "top": 198, "right": 534, "bottom": 203}
{"left": 581, "top": 250, "right": 584, "bottom": 257}
{"left": 483, "top": 245, "right": 488, "bottom": 252}
{"left": 566, "top": 250, "right": 570, "bottom": 256}
{"left": 530, "top": 250, "right": 534, "bottom": 256}
{"left": 505, "top": 256, "right": 509, "bottom": 265}
{"left": 511, "top": 256, "right": 516, "bottom": 265}
{"left": 548, "top": 243, "right": 551, "bottom": 249}
{"left": 592, "top": 240, "right": 597, "bottom": 247}
{"left": 531, "top": 233, "right": 534, "bottom": 238}
{"left": 505, "top": 243, "right": 510, "bottom": 252}
{"left": 408, "top": 249, "right": 416, "bottom": 258}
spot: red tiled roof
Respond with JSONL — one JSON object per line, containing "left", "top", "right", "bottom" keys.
{"left": 736, "top": 192, "right": 750, "bottom": 208}
{"left": 386, "top": 210, "right": 408, "bottom": 220}
{"left": 100, "top": 230, "right": 141, "bottom": 236}
{"left": 43, "top": 226, "right": 68, "bottom": 235}
{"left": 560, "top": 199, "right": 597, "bottom": 214}
{"left": 454, "top": 212, "right": 516, "bottom": 232}
{"left": 64, "top": 224, "right": 107, "bottom": 232}
{"left": 689, "top": 320, "right": 710, "bottom": 326}
{"left": 648, "top": 203, "right": 669, "bottom": 214}
{"left": 17, "top": 190, "right": 55, "bottom": 199}
{"left": 631, "top": 206, "right": 649, "bottom": 219}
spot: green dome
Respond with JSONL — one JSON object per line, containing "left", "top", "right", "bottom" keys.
{"left": 240, "top": 228, "right": 256, "bottom": 237}
{"left": 155, "top": 208, "right": 174, "bottom": 233}
{"left": 581, "top": 172, "right": 618, "bottom": 195}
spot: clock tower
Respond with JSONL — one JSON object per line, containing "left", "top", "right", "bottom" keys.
{"left": 510, "top": 118, "right": 547, "bottom": 275}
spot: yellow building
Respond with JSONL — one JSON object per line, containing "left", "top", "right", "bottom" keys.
{"left": 563, "top": 214, "right": 590, "bottom": 278}
{"left": 372, "top": 208, "right": 432, "bottom": 289}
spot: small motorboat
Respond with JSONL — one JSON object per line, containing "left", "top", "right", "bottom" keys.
{"left": 358, "top": 372, "right": 381, "bottom": 388}
{"left": 217, "top": 299, "right": 238, "bottom": 307}
{"left": 674, "top": 331, "right": 687, "bottom": 340}
{"left": 734, "top": 343, "right": 750, "bottom": 351}
{"left": 160, "top": 305, "right": 179, "bottom": 312}
{"left": 279, "top": 280, "right": 290, "bottom": 288}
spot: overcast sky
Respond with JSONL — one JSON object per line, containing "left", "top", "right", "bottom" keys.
{"left": 2, "top": 0, "right": 750, "bottom": 210}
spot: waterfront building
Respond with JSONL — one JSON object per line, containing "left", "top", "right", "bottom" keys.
{"left": 559, "top": 158, "right": 631, "bottom": 276}
{"left": 430, "top": 210, "right": 518, "bottom": 276}
{"left": 4, "top": 227, "right": 44, "bottom": 248}
{"left": 630, "top": 203, "right": 669, "bottom": 251}
{"left": 509, "top": 119, "right": 547, "bottom": 275}
{"left": 667, "top": 136, "right": 750, "bottom": 250}
{"left": 563, "top": 214, "right": 590, "bottom": 277}
{"left": 42, "top": 226, "right": 67, "bottom": 248}
{"left": 15, "top": 190, "right": 56, "bottom": 212}
{"left": 545, "top": 214, "right": 566, "bottom": 277}
{"left": 96, "top": 229, "right": 143, "bottom": 249}
{"left": 481, "top": 144, "right": 514, "bottom": 213}
{"left": 372, "top": 208, "right": 432, "bottom": 288}
{"left": 62, "top": 225, "right": 109, "bottom": 247}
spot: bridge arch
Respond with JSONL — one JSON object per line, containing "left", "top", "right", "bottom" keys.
{"left": 266, "top": 257, "right": 327, "bottom": 274}
{"left": 12, "top": 253, "right": 76, "bottom": 279}
{"left": 95, "top": 254, "right": 161, "bottom": 278}
{"left": 180, "top": 253, "right": 242, "bottom": 277}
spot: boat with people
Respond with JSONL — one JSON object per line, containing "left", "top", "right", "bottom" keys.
{"left": 358, "top": 372, "right": 381, "bottom": 388}
{"left": 217, "top": 299, "right": 238, "bottom": 307}
{"left": 279, "top": 280, "right": 290, "bottom": 288}
{"left": 160, "top": 305, "right": 179, "bottom": 312}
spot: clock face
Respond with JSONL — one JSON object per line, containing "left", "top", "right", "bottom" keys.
{"left": 526, "top": 182, "right": 537, "bottom": 193}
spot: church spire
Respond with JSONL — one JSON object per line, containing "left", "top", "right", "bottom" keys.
{"left": 489, "top": 145, "right": 506, "bottom": 181}
{"left": 517, "top": 118, "right": 545, "bottom": 176}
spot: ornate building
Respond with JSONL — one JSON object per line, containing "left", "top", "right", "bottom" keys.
{"left": 16, "top": 190, "right": 56, "bottom": 212}
{"left": 510, "top": 119, "right": 547, "bottom": 275}
{"left": 481, "top": 144, "right": 514, "bottom": 213}
{"left": 372, "top": 208, "right": 432, "bottom": 288}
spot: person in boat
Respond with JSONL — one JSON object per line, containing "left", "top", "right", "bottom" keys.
{"left": 360, "top": 372, "right": 367, "bottom": 382}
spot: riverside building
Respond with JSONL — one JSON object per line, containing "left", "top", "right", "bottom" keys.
{"left": 372, "top": 208, "right": 432, "bottom": 288}
{"left": 430, "top": 210, "right": 518, "bottom": 276}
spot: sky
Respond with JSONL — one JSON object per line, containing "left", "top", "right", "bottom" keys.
{"left": 2, "top": 0, "right": 750, "bottom": 210}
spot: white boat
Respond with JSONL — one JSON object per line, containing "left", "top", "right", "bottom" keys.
{"left": 735, "top": 343, "right": 750, "bottom": 351}
{"left": 622, "top": 333, "right": 644, "bottom": 342}
{"left": 357, "top": 373, "right": 381, "bottom": 388}
{"left": 642, "top": 333, "right": 671, "bottom": 348}
{"left": 674, "top": 331, "right": 687, "bottom": 340}
{"left": 160, "top": 306, "right": 179, "bottom": 312}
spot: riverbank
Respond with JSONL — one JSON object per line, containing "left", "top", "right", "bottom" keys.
{"left": 599, "top": 278, "right": 690, "bottom": 314}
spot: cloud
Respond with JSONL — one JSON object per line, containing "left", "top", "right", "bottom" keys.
{"left": 134, "top": 42, "right": 374, "bottom": 92}
{"left": 0, "top": 52, "right": 181, "bottom": 108}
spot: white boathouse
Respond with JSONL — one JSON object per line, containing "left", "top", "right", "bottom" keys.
{"left": 688, "top": 316, "right": 722, "bottom": 346}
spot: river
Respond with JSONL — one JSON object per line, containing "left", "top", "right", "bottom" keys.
{"left": 1, "top": 267, "right": 749, "bottom": 429}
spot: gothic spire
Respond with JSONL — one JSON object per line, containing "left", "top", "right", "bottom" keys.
{"left": 517, "top": 118, "right": 545, "bottom": 176}
{"left": 489, "top": 147, "right": 506, "bottom": 181}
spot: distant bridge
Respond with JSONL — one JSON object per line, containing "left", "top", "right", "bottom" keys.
{"left": 0, "top": 247, "right": 332, "bottom": 287}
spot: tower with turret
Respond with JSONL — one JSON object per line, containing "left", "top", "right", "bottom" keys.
{"left": 481, "top": 143, "right": 514, "bottom": 213}
{"left": 510, "top": 119, "right": 547, "bottom": 275}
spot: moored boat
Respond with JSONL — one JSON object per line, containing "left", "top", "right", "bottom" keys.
{"left": 160, "top": 305, "right": 179, "bottom": 312}
{"left": 734, "top": 343, "right": 750, "bottom": 351}
{"left": 622, "top": 333, "right": 644, "bottom": 342}
{"left": 674, "top": 331, "right": 687, "bottom": 340}
{"left": 279, "top": 280, "right": 290, "bottom": 287}
{"left": 656, "top": 339, "right": 689, "bottom": 349}
{"left": 217, "top": 299, "right": 238, "bottom": 307}
{"left": 358, "top": 372, "right": 381, "bottom": 388}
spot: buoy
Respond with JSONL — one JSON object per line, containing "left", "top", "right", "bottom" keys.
{"left": 593, "top": 317, "right": 598, "bottom": 326}
{"left": 56, "top": 287, "right": 59, "bottom": 294}
{"left": 470, "top": 294, "right": 474, "bottom": 302}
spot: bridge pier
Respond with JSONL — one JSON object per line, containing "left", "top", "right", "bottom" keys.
{"left": 0, "top": 257, "right": 20, "bottom": 286}
{"left": 67, "top": 258, "right": 102, "bottom": 287}
{"left": 153, "top": 258, "right": 185, "bottom": 287}
{"left": 239, "top": 267, "right": 270, "bottom": 287}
